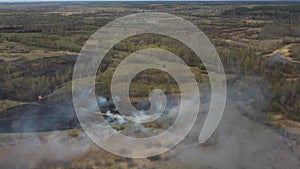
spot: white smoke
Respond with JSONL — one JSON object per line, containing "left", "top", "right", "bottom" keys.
{"left": 106, "top": 110, "right": 127, "bottom": 125}
{"left": 0, "top": 132, "right": 94, "bottom": 169}
{"left": 170, "top": 77, "right": 300, "bottom": 169}
{"left": 1, "top": 77, "right": 299, "bottom": 168}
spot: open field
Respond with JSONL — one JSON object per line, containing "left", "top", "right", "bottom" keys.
{"left": 0, "top": 1, "right": 299, "bottom": 120}
{"left": 0, "top": 1, "right": 299, "bottom": 169}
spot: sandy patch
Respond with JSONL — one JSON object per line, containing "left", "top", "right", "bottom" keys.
{"left": 263, "top": 43, "right": 300, "bottom": 64}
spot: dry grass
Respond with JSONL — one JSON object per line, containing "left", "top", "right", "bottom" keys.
{"left": 0, "top": 99, "right": 27, "bottom": 112}
{"left": 263, "top": 43, "right": 300, "bottom": 64}
{"left": 0, "top": 41, "right": 78, "bottom": 61}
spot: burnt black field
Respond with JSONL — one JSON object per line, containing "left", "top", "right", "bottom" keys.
{"left": 0, "top": 99, "right": 78, "bottom": 133}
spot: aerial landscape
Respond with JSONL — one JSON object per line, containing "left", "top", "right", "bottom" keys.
{"left": 0, "top": 1, "right": 299, "bottom": 169}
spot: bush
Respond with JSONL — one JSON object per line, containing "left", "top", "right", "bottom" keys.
{"left": 268, "top": 101, "right": 284, "bottom": 113}
{"left": 68, "top": 130, "right": 80, "bottom": 137}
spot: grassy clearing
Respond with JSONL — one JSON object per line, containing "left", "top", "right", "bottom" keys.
{"left": 0, "top": 32, "right": 83, "bottom": 52}
{"left": 0, "top": 41, "right": 78, "bottom": 61}
{"left": 289, "top": 44, "right": 300, "bottom": 61}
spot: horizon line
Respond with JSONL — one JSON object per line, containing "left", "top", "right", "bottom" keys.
{"left": 0, "top": 0, "right": 298, "bottom": 2}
